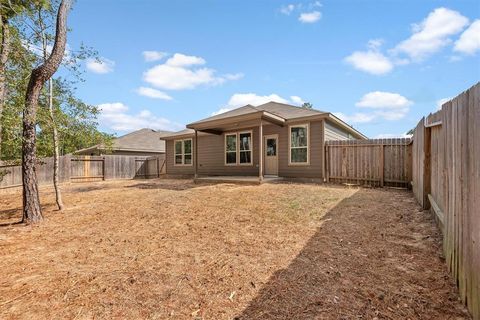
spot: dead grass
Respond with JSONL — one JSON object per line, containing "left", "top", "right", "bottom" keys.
{"left": 0, "top": 179, "right": 470, "bottom": 319}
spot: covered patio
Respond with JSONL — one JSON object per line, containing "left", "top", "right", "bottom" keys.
{"left": 186, "top": 105, "right": 288, "bottom": 182}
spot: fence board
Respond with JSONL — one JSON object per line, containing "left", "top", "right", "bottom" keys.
{"left": 325, "top": 138, "right": 411, "bottom": 188}
{"left": 0, "top": 155, "right": 166, "bottom": 189}
{"left": 412, "top": 82, "right": 479, "bottom": 319}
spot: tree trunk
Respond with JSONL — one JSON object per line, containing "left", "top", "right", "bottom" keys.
{"left": 22, "top": 0, "right": 71, "bottom": 223}
{"left": 40, "top": 8, "right": 65, "bottom": 211}
{"left": 0, "top": 14, "right": 10, "bottom": 159}
{"left": 48, "top": 79, "right": 64, "bottom": 210}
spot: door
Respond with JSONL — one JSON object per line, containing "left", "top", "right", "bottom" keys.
{"left": 264, "top": 134, "right": 278, "bottom": 176}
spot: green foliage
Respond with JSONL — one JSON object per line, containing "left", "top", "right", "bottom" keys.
{"left": 0, "top": 2, "right": 110, "bottom": 161}
{"left": 301, "top": 102, "right": 313, "bottom": 109}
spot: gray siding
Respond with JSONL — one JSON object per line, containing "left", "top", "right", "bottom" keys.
{"left": 165, "top": 120, "right": 325, "bottom": 179}
{"left": 324, "top": 120, "right": 352, "bottom": 141}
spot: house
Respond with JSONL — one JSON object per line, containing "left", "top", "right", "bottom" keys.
{"left": 160, "top": 102, "right": 367, "bottom": 181}
{"left": 75, "top": 128, "right": 171, "bottom": 157}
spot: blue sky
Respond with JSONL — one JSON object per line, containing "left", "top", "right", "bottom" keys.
{"left": 65, "top": 0, "right": 480, "bottom": 138}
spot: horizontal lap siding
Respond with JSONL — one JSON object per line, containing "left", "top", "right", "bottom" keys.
{"left": 324, "top": 121, "right": 350, "bottom": 140}
{"left": 165, "top": 120, "right": 325, "bottom": 179}
{"left": 198, "top": 127, "right": 259, "bottom": 176}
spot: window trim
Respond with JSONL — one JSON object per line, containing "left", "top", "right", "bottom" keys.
{"left": 173, "top": 138, "right": 193, "bottom": 166}
{"left": 224, "top": 130, "right": 254, "bottom": 166}
{"left": 288, "top": 123, "right": 310, "bottom": 166}
{"left": 224, "top": 133, "right": 238, "bottom": 166}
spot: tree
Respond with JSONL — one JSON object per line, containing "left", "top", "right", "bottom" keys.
{"left": 22, "top": 0, "right": 70, "bottom": 223}
{"left": 302, "top": 102, "right": 313, "bottom": 109}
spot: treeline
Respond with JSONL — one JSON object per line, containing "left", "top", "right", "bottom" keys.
{"left": 0, "top": 0, "right": 112, "bottom": 164}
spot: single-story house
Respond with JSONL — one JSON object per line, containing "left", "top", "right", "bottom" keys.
{"left": 160, "top": 102, "right": 367, "bottom": 181}
{"left": 76, "top": 128, "right": 171, "bottom": 157}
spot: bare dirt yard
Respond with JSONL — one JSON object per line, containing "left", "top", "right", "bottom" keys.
{"left": 0, "top": 179, "right": 470, "bottom": 319}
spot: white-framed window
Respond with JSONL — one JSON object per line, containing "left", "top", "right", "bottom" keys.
{"left": 224, "top": 130, "right": 253, "bottom": 165}
{"left": 289, "top": 124, "right": 309, "bottom": 165}
{"left": 174, "top": 138, "right": 193, "bottom": 166}
{"left": 225, "top": 133, "right": 237, "bottom": 165}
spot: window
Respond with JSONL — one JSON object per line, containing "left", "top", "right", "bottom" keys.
{"left": 174, "top": 139, "right": 193, "bottom": 166}
{"left": 239, "top": 132, "right": 252, "bottom": 164}
{"left": 289, "top": 124, "right": 309, "bottom": 164}
{"left": 225, "top": 131, "right": 253, "bottom": 165}
{"left": 225, "top": 134, "right": 237, "bottom": 165}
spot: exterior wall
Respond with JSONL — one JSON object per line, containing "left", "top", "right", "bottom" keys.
{"left": 324, "top": 120, "right": 352, "bottom": 141}
{"left": 165, "top": 120, "right": 325, "bottom": 179}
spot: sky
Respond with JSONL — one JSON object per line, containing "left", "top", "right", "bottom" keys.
{"left": 64, "top": 0, "right": 480, "bottom": 138}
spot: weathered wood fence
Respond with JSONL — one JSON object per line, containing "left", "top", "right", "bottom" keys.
{"left": 0, "top": 154, "right": 166, "bottom": 189}
{"left": 412, "top": 82, "right": 479, "bottom": 319}
{"left": 325, "top": 138, "right": 412, "bottom": 188}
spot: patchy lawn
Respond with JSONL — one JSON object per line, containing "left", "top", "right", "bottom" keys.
{"left": 0, "top": 179, "right": 470, "bottom": 319}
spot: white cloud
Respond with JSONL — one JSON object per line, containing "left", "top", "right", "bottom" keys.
{"left": 454, "top": 20, "right": 480, "bottom": 55}
{"left": 211, "top": 108, "right": 233, "bottom": 116}
{"left": 375, "top": 133, "right": 413, "bottom": 139}
{"left": 356, "top": 91, "right": 413, "bottom": 109}
{"left": 86, "top": 57, "right": 115, "bottom": 74}
{"left": 290, "top": 95, "right": 304, "bottom": 105}
{"left": 354, "top": 91, "right": 413, "bottom": 121}
{"left": 98, "top": 102, "right": 182, "bottom": 132}
{"left": 299, "top": 11, "right": 321, "bottom": 23}
{"left": 211, "top": 93, "right": 305, "bottom": 116}
{"left": 334, "top": 112, "right": 376, "bottom": 124}
{"left": 142, "top": 51, "right": 167, "bottom": 62}
{"left": 345, "top": 50, "right": 393, "bottom": 75}
{"left": 136, "top": 87, "right": 173, "bottom": 100}
{"left": 165, "top": 53, "right": 206, "bottom": 67}
{"left": 393, "top": 7, "right": 469, "bottom": 61}
{"left": 143, "top": 53, "right": 241, "bottom": 90}
{"left": 280, "top": 4, "right": 295, "bottom": 15}
{"left": 436, "top": 97, "right": 452, "bottom": 110}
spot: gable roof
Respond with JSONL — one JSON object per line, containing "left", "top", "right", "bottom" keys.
{"left": 163, "top": 101, "right": 367, "bottom": 140}
{"left": 187, "top": 102, "right": 327, "bottom": 127}
{"left": 76, "top": 128, "right": 172, "bottom": 154}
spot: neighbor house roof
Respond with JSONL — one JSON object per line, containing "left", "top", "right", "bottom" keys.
{"left": 75, "top": 128, "right": 172, "bottom": 154}
{"left": 162, "top": 101, "right": 367, "bottom": 140}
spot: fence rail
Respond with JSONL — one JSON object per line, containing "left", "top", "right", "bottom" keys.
{"left": 0, "top": 154, "right": 166, "bottom": 189}
{"left": 412, "top": 82, "right": 479, "bottom": 319}
{"left": 325, "top": 138, "right": 412, "bottom": 188}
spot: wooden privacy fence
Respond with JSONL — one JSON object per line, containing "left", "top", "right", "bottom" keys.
{"left": 0, "top": 154, "right": 166, "bottom": 189}
{"left": 412, "top": 83, "right": 479, "bottom": 319}
{"left": 325, "top": 138, "right": 412, "bottom": 188}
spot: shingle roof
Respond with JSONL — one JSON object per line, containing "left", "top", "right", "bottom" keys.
{"left": 110, "top": 128, "right": 171, "bottom": 152}
{"left": 187, "top": 102, "right": 327, "bottom": 127}
{"left": 76, "top": 128, "right": 172, "bottom": 153}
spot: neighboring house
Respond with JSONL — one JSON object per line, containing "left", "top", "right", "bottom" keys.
{"left": 160, "top": 102, "right": 367, "bottom": 181}
{"left": 76, "top": 128, "right": 171, "bottom": 157}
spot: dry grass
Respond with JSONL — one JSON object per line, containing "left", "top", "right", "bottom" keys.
{"left": 0, "top": 179, "right": 470, "bottom": 319}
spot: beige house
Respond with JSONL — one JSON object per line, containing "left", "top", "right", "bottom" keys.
{"left": 76, "top": 128, "right": 171, "bottom": 157}
{"left": 161, "top": 102, "right": 367, "bottom": 181}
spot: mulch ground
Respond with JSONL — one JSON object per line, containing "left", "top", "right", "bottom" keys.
{"left": 0, "top": 179, "right": 471, "bottom": 319}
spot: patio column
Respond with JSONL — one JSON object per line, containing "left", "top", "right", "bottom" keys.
{"left": 194, "top": 129, "right": 198, "bottom": 179}
{"left": 259, "top": 120, "right": 263, "bottom": 181}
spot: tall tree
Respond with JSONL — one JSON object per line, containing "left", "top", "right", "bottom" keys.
{"left": 22, "top": 0, "right": 70, "bottom": 223}
{"left": 0, "top": 2, "right": 12, "bottom": 158}
{"left": 38, "top": 4, "right": 63, "bottom": 209}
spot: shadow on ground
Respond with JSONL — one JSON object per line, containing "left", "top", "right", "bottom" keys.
{"left": 125, "top": 180, "right": 199, "bottom": 191}
{"left": 235, "top": 189, "right": 470, "bottom": 320}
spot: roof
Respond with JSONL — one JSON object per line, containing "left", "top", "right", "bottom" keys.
{"left": 76, "top": 128, "right": 172, "bottom": 154}
{"left": 188, "top": 102, "right": 327, "bottom": 127}
{"left": 163, "top": 101, "right": 367, "bottom": 140}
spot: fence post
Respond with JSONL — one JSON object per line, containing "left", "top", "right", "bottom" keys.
{"left": 325, "top": 145, "right": 330, "bottom": 183}
{"left": 102, "top": 157, "right": 106, "bottom": 181}
{"left": 423, "top": 126, "right": 432, "bottom": 209}
{"left": 380, "top": 144, "right": 384, "bottom": 187}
